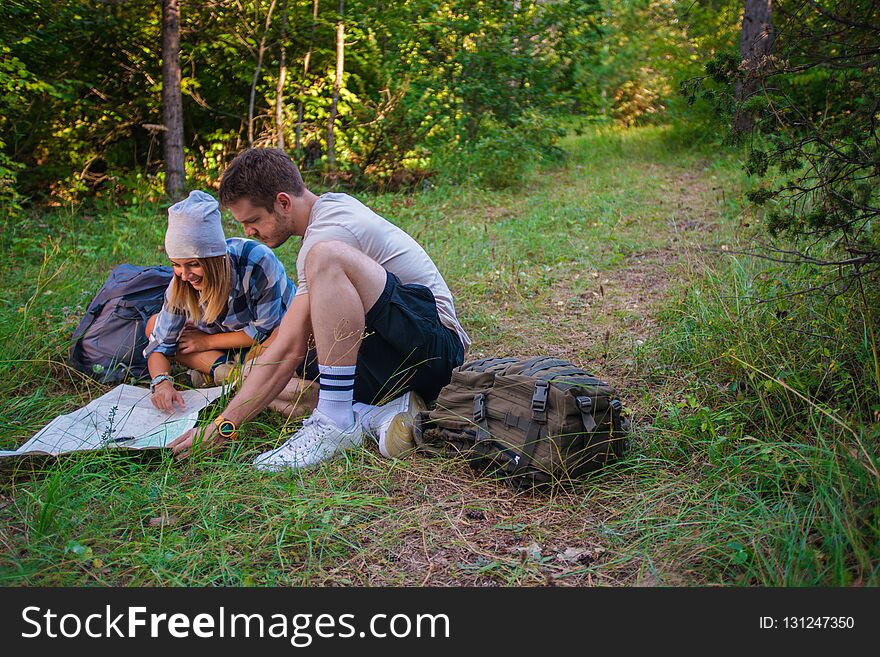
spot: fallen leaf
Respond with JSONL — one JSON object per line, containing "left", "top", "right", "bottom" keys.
{"left": 556, "top": 547, "right": 592, "bottom": 563}
{"left": 512, "top": 542, "right": 542, "bottom": 560}
{"left": 148, "top": 514, "right": 179, "bottom": 527}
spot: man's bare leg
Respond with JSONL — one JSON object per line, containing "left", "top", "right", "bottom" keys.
{"left": 267, "top": 376, "right": 318, "bottom": 419}
{"left": 252, "top": 240, "right": 387, "bottom": 471}
{"left": 240, "top": 349, "right": 318, "bottom": 419}
{"left": 307, "top": 243, "right": 426, "bottom": 459}
{"left": 304, "top": 240, "right": 386, "bottom": 428}
{"left": 305, "top": 240, "right": 386, "bottom": 363}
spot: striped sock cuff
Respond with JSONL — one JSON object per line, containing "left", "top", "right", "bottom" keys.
{"left": 317, "top": 364, "right": 356, "bottom": 427}
{"left": 318, "top": 364, "right": 356, "bottom": 396}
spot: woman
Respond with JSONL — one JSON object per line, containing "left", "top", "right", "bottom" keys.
{"left": 145, "top": 190, "right": 295, "bottom": 412}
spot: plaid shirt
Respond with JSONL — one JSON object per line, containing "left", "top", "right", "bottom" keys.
{"left": 144, "top": 238, "right": 294, "bottom": 358}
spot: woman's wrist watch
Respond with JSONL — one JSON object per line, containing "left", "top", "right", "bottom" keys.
{"left": 213, "top": 415, "right": 239, "bottom": 440}
{"left": 150, "top": 373, "right": 173, "bottom": 393}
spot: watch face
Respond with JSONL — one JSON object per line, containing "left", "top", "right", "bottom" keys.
{"left": 217, "top": 420, "right": 237, "bottom": 438}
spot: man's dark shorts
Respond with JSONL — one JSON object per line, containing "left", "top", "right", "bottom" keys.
{"left": 298, "top": 271, "right": 464, "bottom": 404}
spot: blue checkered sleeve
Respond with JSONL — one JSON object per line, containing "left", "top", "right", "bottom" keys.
{"left": 143, "top": 284, "right": 186, "bottom": 358}
{"left": 239, "top": 243, "right": 295, "bottom": 343}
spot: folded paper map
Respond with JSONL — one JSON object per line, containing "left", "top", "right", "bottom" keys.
{"left": 0, "top": 384, "right": 225, "bottom": 458}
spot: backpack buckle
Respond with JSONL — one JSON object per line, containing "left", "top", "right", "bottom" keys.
{"left": 473, "top": 393, "right": 487, "bottom": 423}
{"left": 576, "top": 396, "right": 597, "bottom": 433}
{"left": 576, "top": 396, "right": 592, "bottom": 412}
{"left": 531, "top": 380, "right": 549, "bottom": 421}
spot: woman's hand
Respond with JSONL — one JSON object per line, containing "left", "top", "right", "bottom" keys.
{"left": 177, "top": 327, "right": 212, "bottom": 354}
{"left": 151, "top": 380, "right": 185, "bottom": 412}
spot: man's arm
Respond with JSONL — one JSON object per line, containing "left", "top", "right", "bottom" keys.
{"left": 168, "top": 293, "right": 312, "bottom": 458}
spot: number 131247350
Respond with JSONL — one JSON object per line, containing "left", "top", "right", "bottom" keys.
{"left": 760, "top": 617, "right": 856, "bottom": 630}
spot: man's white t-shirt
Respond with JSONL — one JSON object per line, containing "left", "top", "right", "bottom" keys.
{"left": 295, "top": 192, "right": 471, "bottom": 351}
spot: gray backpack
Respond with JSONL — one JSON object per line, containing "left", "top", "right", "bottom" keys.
{"left": 69, "top": 264, "right": 173, "bottom": 383}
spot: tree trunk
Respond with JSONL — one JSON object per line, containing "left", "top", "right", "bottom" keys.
{"left": 326, "top": 0, "right": 344, "bottom": 171}
{"left": 734, "top": 0, "right": 773, "bottom": 134}
{"left": 248, "top": 0, "right": 278, "bottom": 147}
{"left": 162, "top": 0, "right": 185, "bottom": 200}
{"left": 275, "top": 0, "right": 288, "bottom": 150}
{"left": 296, "top": 0, "right": 319, "bottom": 159}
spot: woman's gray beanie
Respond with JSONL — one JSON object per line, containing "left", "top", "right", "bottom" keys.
{"left": 165, "top": 190, "right": 227, "bottom": 259}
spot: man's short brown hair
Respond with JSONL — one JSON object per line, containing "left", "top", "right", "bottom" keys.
{"left": 219, "top": 148, "right": 306, "bottom": 211}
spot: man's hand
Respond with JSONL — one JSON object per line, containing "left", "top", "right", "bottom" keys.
{"left": 177, "top": 327, "right": 212, "bottom": 354}
{"left": 168, "top": 423, "right": 229, "bottom": 459}
{"left": 167, "top": 295, "right": 311, "bottom": 460}
{"left": 150, "top": 380, "right": 185, "bottom": 413}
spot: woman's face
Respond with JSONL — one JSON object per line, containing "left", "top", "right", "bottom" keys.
{"left": 170, "top": 258, "right": 204, "bottom": 291}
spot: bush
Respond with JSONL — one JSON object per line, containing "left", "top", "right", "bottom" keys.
{"left": 433, "top": 111, "right": 565, "bottom": 190}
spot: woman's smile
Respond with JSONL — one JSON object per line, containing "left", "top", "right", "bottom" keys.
{"left": 170, "top": 258, "right": 205, "bottom": 291}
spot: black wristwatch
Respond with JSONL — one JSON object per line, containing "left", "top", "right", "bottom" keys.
{"left": 213, "top": 415, "right": 239, "bottom": 440}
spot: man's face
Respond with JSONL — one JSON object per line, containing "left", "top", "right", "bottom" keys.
{"left": 226, "top": 196, "right": 293, "bottom": 248}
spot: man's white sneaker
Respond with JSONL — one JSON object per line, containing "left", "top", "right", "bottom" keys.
{"left": 252, "top": 409, "right": 363, "bottom": 471}
{"left": 361, "top": 391, "right": 426, "bottom": 458}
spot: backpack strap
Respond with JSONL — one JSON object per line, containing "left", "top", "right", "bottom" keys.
{"left": 531, "top": 379, "right": 549, "bottom": 422}
{"left": 116, "top": 298, "right": 153, "bottom": 323}
{"left": 503, "top": 411, "right": 531, "bottom": 432}
{"left": 545, "top": 367, "right": 601, "bottom": 383}
{"left": 542, "top": 366, "right": 587, "bottom": 378}
{"left": 576, "top": 396, "right": 598, "bottom": 432}
{"left": 464, "top": 357, "right": 517, "bottom": 373}
{"left": 521, "top": 358, "right": 571, "bottom": 378}
{"left": 515, "top": 379, "right": 550, "bottom": 472}
{"left": 472, "top": 393, "right": 491, "bottom": 442}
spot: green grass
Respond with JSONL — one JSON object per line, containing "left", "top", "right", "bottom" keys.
{"left": 1, "top": 124, "right": 877, "bottom": 586}
{"left": 633, "top": 251, "right": 880, "bottom": 585}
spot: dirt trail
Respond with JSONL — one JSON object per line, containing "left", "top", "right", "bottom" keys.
{"left": 520, "top": 164, "right": 721, "bottom": 389}
{"left": 341, "top": 162, "right": 727, "bottom": 587}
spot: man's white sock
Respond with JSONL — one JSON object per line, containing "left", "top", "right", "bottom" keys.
{"left": 316, "top": 364, "right": 356, "bottom": 429}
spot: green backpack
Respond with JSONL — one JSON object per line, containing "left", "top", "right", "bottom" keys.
{"left": 414, "top": 356, "right": 630, "bottom": 488}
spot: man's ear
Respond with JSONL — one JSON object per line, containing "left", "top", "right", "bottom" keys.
{"left": 275, "top": 192, "right": 292, "bottom": 211}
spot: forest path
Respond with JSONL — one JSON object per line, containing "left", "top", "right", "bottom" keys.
{"left": 334, "top": 140, "right": 735, "bottom": 586}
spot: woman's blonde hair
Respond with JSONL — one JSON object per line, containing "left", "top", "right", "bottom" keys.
{"left": 167, "top": 254, "right": 232, "bottom": 325}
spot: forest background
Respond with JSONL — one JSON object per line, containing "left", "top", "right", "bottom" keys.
{"left": 1, "top": 0, "right": 745, "bottom": 201}
{"left": 0, "top": 0, "right": 878, "bottom": 586}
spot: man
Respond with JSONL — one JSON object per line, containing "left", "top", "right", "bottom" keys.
{"left": 169, "top": 148, "right": 470, "bottom": 470}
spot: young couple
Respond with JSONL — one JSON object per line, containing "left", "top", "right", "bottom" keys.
{"left": 149, "top": 148, "right": 470, "bottom": 470}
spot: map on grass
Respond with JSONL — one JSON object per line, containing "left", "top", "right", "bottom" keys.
{"left": 0, "top": 384, "right": 224, "bottom": 458}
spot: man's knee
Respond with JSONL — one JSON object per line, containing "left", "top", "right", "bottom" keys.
{"left": 304, "top": 240, "right": 387, "bottom": 310}
{"left": 304, "top": 240, "right": 351, "bottom": 280}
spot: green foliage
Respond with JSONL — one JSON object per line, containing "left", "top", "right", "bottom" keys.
{"left": 575, "top": 1, "right": 741, "bottom": 126}
{"left": 642, "top": 250, "right": 880, "bottom": 584}
{"left": 0, "top": 1, "right": 749, "bottom": 201}
{"left": 1, "top": 0, "right": 161, "bottom": 201}
{"left": 0, "top": 43, "right": 52, "bottom": 212}
{"left": 685, "top": 2, "right": 879, "bottom": 272}
{"left": 1, "top": 0, "right": 609, "bottom": 200}
{"left": 434, "top": 111, "right": 565, "bottom": 189}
